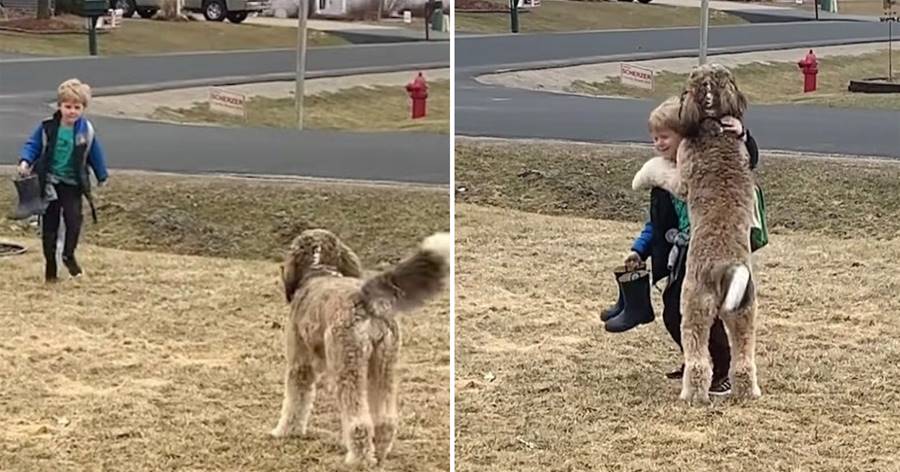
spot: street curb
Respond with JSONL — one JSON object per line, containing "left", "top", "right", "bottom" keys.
{"left": 461, "top": 37, "right": 893, "bottom": 75}
{"left": 9, "top": 62, "right": 450, "bottom": 100}
{"left": 453, "top": 135, "right": 900, "bottom": 162}
{"left": 0, "top": 165, "right": 451, "bottom": 190}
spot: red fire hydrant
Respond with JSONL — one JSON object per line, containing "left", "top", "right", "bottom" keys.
{"left": 406, "top": 72, "right": 428, "bottom": 119}
{"left": 797, "top": 49, "right": 818, "bottom": 93}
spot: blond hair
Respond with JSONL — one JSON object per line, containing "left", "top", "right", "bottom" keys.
{"left": 648, "top": 96, "right": 680, "bottom": 133}
{"left": 57, "top": 78, "right": 91, "bottom": 106}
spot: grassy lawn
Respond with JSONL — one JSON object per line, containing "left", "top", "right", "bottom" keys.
{"left": 150, "top": 80, "right": 451, "bottom": 134}
{"left": 0, "top": 172, "right": 450, "bottom": 265}
{"left": 789, "top": 0, "right": 894, "bottom": 15}
{"left": 454, "top": 138, "right": 900, "bottom": 471}
{"left": 454, "top": 138, "right": 900, "bottom": 238}
{"left": 456, "top": 0, "right": 747, "bottom": 34}
{"left": 0, "top": 17, "right": 346, "bottom": 56}
{"left": 569, "top": 50, "right": 900, "bottom": 110}
{"left": 0, "top": 242, "right": 449, "bottom": 472}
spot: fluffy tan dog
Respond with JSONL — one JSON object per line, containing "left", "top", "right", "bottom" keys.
{"left": 269, "top": 229, "right": 450, "bottom": 466}
{"left": 633, "top": 63, "right": 761, "bottom": 405}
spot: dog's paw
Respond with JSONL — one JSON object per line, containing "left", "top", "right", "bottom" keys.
{"left": 344, "top": 451, "right": 377, "bottom": 468}
{"left": 269, "top": 425, "right": 298, "bottom": 438}
{"left": 632, "top": 157, "right": 678, "bottom": 192}
{"left": 750, "top": 384, "right": 762, "bottom": 399}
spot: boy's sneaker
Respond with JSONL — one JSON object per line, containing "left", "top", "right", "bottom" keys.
{"left": 62, "top": 256, "right": 83, "bottom": 277}
{"left": 709, "top": 377, "right": 732, "bottom": 396}
{"left": 665, "top": 364, "right": 684, "bottom": 380}
{"left": 45, "top": 260, "right": 58, "bottom": 283}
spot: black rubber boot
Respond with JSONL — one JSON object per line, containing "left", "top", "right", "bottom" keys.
{"left": 599, "top": 266, "right": 628, "bottom": 322}
{"left": 11, "top": 174, "right": 47, "bottom": 220}
{"left": 45, "top": 258, "right": 58, "bottom": 283}
{"left": 604, "top": 269, "right": 655, "bottom": 333}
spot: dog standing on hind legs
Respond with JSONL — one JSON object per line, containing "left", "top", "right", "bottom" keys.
{"left": 633, "top": 63, "right": 762, "bottom": 405}
{"left": 269, "top": 229, "right": 451, "bottom": 466}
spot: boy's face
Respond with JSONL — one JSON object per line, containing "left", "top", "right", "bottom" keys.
{"left": 651, "top": 128, "right": 682, "bottom": 161}
{"left": 58, "top": 100, "right": 85, "bottom": 126}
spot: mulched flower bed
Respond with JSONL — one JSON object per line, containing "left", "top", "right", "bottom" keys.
{"left": 0, "top": 15, "right": 89, "bottom": 33}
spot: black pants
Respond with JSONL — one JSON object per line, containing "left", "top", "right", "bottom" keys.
{"left": 662, "top": 247, "right": 731, "bottom": 382}
{"left": 41, "top": 183, "right": 83, "bottom": 262}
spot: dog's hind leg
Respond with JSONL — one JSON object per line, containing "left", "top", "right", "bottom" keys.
{"left": 330, "top": 333, "right": 376, "bottom": 466}
{"left": 679, "top": 288, "right": 717, "bottom": 406}
{"left": 270, "top": 328, "right": 319, "bottom": 437}
{"left": 369, "top": 331, "right": 400, "bottom": 465}
{"left": 722, "top": 298, "right": 762, "bottom": 399}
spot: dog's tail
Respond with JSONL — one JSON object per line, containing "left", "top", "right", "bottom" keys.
{"left": 361, "top": 232, "right": 451, "bottom": 315}
{"left": 713, "top": 262, "right": 754, "bottom": 313}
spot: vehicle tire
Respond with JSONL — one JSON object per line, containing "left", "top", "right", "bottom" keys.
{"left": 113, "top": 0, "right": 136, "bottom": 17}
{"left": 203, "top": 0, "right": 227, "bottom": 21}
{"left": 137, "top": 8, "right": 157, "bottom": 18}
{"left": 637, "top": 0, "right": 653, "bottom": 3}
{"left": 226, "top": 11, "right": 248, "bottom": 23}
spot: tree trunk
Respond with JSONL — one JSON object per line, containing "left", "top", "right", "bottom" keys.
{"left": 37, "top": 0, "right": 51, "bottom": 20}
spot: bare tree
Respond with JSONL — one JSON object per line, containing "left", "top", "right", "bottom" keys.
{"left": 37, "top": 0, "right": 51, "bottom": 19}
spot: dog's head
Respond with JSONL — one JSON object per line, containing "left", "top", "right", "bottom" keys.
{"left": 679, "top": 63, "right": 747, "bottom": 136}
{"left": 280, "top": 229, "right": 363, "bottom": 303}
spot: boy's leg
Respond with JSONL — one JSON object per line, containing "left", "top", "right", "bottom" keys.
{"left": 41, "top": 197, "right": 63, "bottom": 281}
{"left": 58, "top": 184, "right": 83, "bottom": 276}
{"left": 709, "top": 318, "right": 732, "bottom": 390}
{"left": 662, "top": 254, "right": 686, "bottom": 378}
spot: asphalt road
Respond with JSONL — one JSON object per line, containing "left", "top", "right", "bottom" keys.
{"left": 456, "top": 22, "right": 900, "bottom": 158}
{"left": 0, "top": 42, "right": 449, "bottom": 97}
{"left": 456, "top": 21, "right": 891, "bottom": 72}
{"left": 0, "top": 42, "right": 451, "bottom": 184}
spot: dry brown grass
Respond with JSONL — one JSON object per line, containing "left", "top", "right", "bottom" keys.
{"left": 0, "top": 239, "right": 449, "bottom": 471}
{"left": 151, "top": 80, "right": 451, "bottom": 134}
{"left": 456, "top": 0, "right": 746, "bottom": 33}
{"left": 0, "top": 171, "right": 450, "bottom": 267}
{"left": 454, "top": 203, "right": 900, "bottom": 472}
{"left": 0, "top": 18, "right": 345, "bottom": 56}
{"left": 455, "top": 138, "right": 900, "bottom": 239}
{"left": 569, "top": 50, "right": 900, "bottom": 111}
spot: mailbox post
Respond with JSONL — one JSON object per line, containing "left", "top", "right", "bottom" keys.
{"left": 76, "top": 0, "right": 108, "bottom": 56}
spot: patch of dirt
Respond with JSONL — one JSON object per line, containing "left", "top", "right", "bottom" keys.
{"left": 0, "top": 15, "right": 86, "bottom": 33}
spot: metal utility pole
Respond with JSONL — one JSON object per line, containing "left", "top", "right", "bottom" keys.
{"left": 699, "top": 0, "right": 709, "bottom": 65}
{"left": 509, "top": 0, "right": 519, "bottom": 33}
{"left": 296, "top": 0, "right": 308, "bottom": 130}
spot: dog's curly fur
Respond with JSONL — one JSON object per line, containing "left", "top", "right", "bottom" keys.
{"left": 634, "top": 63, "right": 761, "bottom": 405}
{"left": 269, "top": 229, "right": 450, "bottom": 466}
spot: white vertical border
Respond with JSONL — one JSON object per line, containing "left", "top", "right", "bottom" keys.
{"left": 448, "top": 0, "right": 457, "bottom": 470}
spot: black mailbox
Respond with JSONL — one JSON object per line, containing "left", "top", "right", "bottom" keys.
{"left": 76, "top": 0, "right": 108, "bottom": 17}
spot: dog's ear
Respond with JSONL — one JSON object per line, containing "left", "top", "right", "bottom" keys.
{"left": 281, "top": 259, "right": 301, "bottom": 304}
{"left": 723, "top": 76, "right": 748, "bottom": 119}
{"left": 336, "top": 240, "right": 363, "bottom": 277}
{"left": 678, "top": 89, "right": 701, "bottom": 136}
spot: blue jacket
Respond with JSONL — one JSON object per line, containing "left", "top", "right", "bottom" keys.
{"left": 19, "top": 114, "right": 109, "bottom": 184}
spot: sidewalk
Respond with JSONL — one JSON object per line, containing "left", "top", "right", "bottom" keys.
{"left": 476, "top": 41, "right": 898, "bottom": 92}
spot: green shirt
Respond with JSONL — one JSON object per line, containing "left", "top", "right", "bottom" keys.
{"left": 49, "top": 125, "right": 78, "bottom": 185}
{"left": 672, "top": 195, "right": 691, "bottom": 233}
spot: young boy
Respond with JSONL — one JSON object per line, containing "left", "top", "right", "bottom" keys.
{"left": 606, "top": 96, "right": 759, "bottom": 396}
{"left": 17, "top": 78, "right": 109, "bottom": 283}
